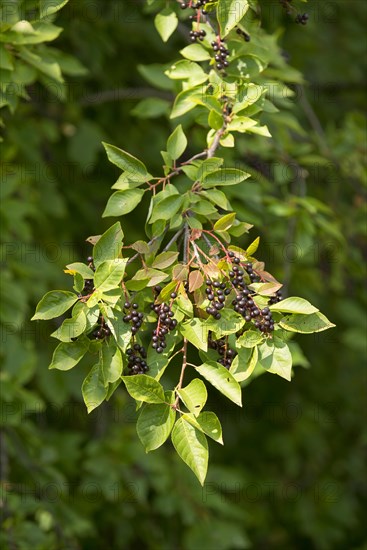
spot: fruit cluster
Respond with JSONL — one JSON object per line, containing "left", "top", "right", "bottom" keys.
{"left": 90, "top": 314, "right": 111, "bottom": 340}
{"left": 208, "top": 334, "right": 237, "bottom": 369}
{"left": 180, "top": 1, "right": 208, "bottom": 13}
{"left": 126, "top": 344, "right": 149, "bottom": 375}
{"left": 150, "top": 288, "right": 178, "bottom": 353}
{"left": 211, "top": 39, "right": 230, "bottom": 72}
{"left": 81, "top": 255, "right": 95, "bottom": 296}
{"left": 295, "top": 13, "right": 309, "bottom": 25}
{"left": 205, "top": 279, "right": 230, "bottom": 320}
{"left": 268, "top": 289, "right": 283, "bottom": 304}
{"left": 189, "top": 28, "right": 206, "bottom": 42}
{"left": 123, "top": 302, "right": 144, "bottom": 335}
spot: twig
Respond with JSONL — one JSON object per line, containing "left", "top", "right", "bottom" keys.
{"left": 183, "top": 224, "right": 190, "bottom": 263}
{"left": 163, "top": 227, "right": 185, "bottom": 251}
{"left": 207, "top": 124, "right": 227, "bottom": 158}
{"left": 173, "top": 338, "right": 188, "bottom": 409}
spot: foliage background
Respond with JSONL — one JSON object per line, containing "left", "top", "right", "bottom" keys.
{"left": 1, "top": 0, "right": 366, "bottom": 548}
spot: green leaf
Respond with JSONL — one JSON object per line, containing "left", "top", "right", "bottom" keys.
{"left": 230, "top": 346, "right": 258, "bottom": 382}
{"left": 246, "top": 236, "right": 260, "bottom": 256}
{"left": 93, "top": 222, "right": 123, "bottom": 267}
{"left": 165, "top": 60, "right": 207, "bottom": 84}
{"left": 177, "top": 379, "right": 207, "bottom": 417}
{"left": 18, "top": 48, "right": 63, "bottom": 82}
{"left": 129, "top": 267, "right": 169, "bottom": 288}
{"left": 32, "top": 291, "right": 78, "bottom": 320}
{"left": 94, "top": 259, "right": 127, "bottom": 292}
{"left": 180, "top": 318, "right": 208, "bottom": 351}
{"left": 101, "top": 344, "right": 123, "bottom": 385}
{"left": 249, "top": 282, "right": 283, "bottom": 296}
{"left": 154, "top": 9, "right": 178, "bottom": 42}
{"left": 131, "top": 97, "right": 169, "bottom": 118}
{"left": 258, "top": 338, "right": 292, "bottom": 381}
{"left": 279, "top": 312, "right": 335, "bottom": 333}
{"left": 170, "top": 86, "right": 201, "bottom": 118}
{"left": 122, "top": 374, "right": 165, "bottom": 403}
{"left": 152, "top": 251, "right": 179, "bottom": 269}
{"left": 51, "top": 310, "right": 87, "bottom": 342}
{"left": 82, "top": 362, "right": 108, "bottom": 413}
{"left": 269, "top": 297, "right": 319, "bottom": 315}
{"left": 109, "top": 311, "right": 132, "bottom": 352}
{"left": 3, "top": 22, "right": 62, "bottom": 45}
{"left": 205, "top": 308, "right": 245, "bottom": 337}
{"left": 65, "top": 262, "right": 94, "bottom": 279}
{"left": 171, "top": 417, "right": 208, "bottom": 485}
{"left": 49, "top": 338, "right": 89, "bottom": 371}
{"left": 102, "top": 189, "right": 144, "bottom": 217}
{"left": 0, "top": 45, "right": 14, "bottom": 70}
{"left": 102, "top": 142, "right": 151, "bottom": 181}
{"left": 180, "top": 44, "right": 211, "bottom": 61}
{"left": 187, "top": 217, "right": 202, "bottom": 230}
{"left": 217, "top": 0, "right": 249, "bottom": 37}
{"left": 201, "top": 168, "right": 250, "bottom": 188}
{"left": 208, "top": 109, "right": 223, "bottom": 130}
{"left": 236, "top": 330, "right": 264, "bottom": 348}
{"left": 196, "top": 361, "right": 242, "bottom": 406}
{"left": 148, "top": 332, "right": 181, "bottom": 380}
{"left": 201, "top": 189, "right": 231, "bottom": 211}
{"left": 39, "top": 0, "right": 69, "bottom": 18}
{"left": 137, "top": 391, "right": 175, "bottom": 452}
{"left": 214, "top": 212, "right": 236, "bottom": 232}
{"left": 183, "top": 411, "right": 223, "bottom": 444}
{"left": 167, "top": 125, "right": 187, "bottom": 160}
{"left": 149, "top": 195, "right": 184, "bottom": 223}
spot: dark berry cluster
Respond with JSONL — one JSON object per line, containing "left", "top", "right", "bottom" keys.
{"left": 123, "top": 302, "right": 144, "bottom": 335}
{"left": 268, "top": 289, "right": 283, "bottom": 304}
{"left": 205, "top": 279, "right": 230, "bottom": 320}
{"left": 211, "top": 39, "right": 230, "bottom": 72}
{"left": 90, "top": 314, "right": 111, "bottom": 340}
{"left": 181, "top": 0, "right": 208, "bottom": 13}
{"left": 81, "top": 256, "right": 95, "bottom": 296}
{"left": 189, "top": 28, "right": 206, "bottom": 42}
{"left": 233, "top": 294, "right": 275, "bottom": 334}
{"left": 295, "top": 13, "right": 309, "bottom": 25}
{"left": 126, "top": 344, "right": 149, "bottom": 375}
{"left": 208, "top": 333, "right": 236, "bottom": 369}
{"left": 150, "top": 288, "right": 178, "bottom": 353}
{"left": 236, "top": 28, "right": 251, "bottom": 41}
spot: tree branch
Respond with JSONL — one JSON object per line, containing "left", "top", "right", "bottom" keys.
{"left": 163, "top": 227, "right": 185, "bottom": 251}
{"left": 207, "top": 124, "right": 227, "bottom": 158}
{"left": 173, "top": 338, "right": 188, "bottom": 409}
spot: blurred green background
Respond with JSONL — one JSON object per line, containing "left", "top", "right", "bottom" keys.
{"left": 1, "top": 1, "right": 366, "bottom": 548}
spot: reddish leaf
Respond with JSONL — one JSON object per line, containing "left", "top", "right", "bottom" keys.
{"left": 189, "top": 270, "right": 204, "bottom": 292}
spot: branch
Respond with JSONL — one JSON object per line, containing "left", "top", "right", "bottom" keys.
{"left": 163, "top": 227, "right": 185, "bottom": 251}
{"left": 173, "top": 338, "right": 188, "bottom": 409}
{"left": 183, "top": 223, "right": 190, "bottom": 263}
{"left": 207, "top": 124, "right": 227, "bottom": 158}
